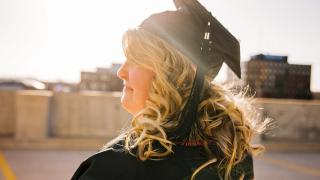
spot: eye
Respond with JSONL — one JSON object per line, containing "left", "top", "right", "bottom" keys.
{"left": 123, "top": 59, "right": 131, "bottom": 65}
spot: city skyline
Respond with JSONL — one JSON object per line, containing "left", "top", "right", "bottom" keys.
{"left": 0, "top": 0, "right": 319, "bottom": 91}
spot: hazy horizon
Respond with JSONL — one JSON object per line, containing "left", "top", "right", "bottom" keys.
{"left": 0, "top": 0, "right": 319, "bottom": 91}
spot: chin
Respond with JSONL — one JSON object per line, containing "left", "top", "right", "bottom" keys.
{"left": 120, "top": 100, "right": 134, "bottom": 115}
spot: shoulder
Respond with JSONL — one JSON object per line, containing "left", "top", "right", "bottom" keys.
{"left": 71, "top": 143, "right": 142, "bottom": 180}
{"left": 232, "top": 153, "right": 254, "bottom": 179}
{"left": 191, "top": 153, "right": 254, "bottom": 180}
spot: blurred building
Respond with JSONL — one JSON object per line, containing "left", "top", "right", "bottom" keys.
{"left": 0, "top": 78, "right": 47, "bottom": 90}
{"left": 46, "top": 81, "right": 78, "bottom": 92}
{"left": 79, "top": 63, "right": 122, "bottom": 91}
{"left": 228, "top": 54, "right": 312, "bottom": 99}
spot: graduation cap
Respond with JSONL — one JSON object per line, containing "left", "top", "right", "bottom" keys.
{"left": 139, "top": 0, "right": 241, "bottom": 143}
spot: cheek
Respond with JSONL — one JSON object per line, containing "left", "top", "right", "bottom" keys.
{"left": 121, "top": 68, "right": 154, "bottom": 115}
{"left": 131, "top": 70, "right": 154, "bottom": 101}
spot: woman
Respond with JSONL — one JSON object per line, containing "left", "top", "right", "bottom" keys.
{"left": 72, "top": 0, "right": 267, "bottom": 179}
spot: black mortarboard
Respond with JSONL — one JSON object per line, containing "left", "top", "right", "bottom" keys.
{"left": 139, "top": 0, "right": 241, "bottom": 143}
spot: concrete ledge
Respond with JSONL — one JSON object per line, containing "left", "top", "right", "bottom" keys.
{"left": 255, "top": 98, "right": 320, "bottom": 105}
{"left": 262, "top": 141, "right": 320, "bottom": 153}
{"left": 1, "top": 137, "right": 320, "bottom": 152}
{"left": 255, "top": 98, "right": 320, "bottom": 141}
{"left": 0, "top": 137, "right": 113, "bottom": 150}
{"left": 15, "top": 90, "right": 52, "bottom": 140}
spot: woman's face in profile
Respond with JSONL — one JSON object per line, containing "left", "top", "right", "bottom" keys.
{"left": 117, "top": 59, "right": 155, "bottom": 115}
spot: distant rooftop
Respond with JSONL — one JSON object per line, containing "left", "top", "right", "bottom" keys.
{"left": 251, "top": 54, "right": 288, "bottom": 63}
{"left": 0, "top": 78, "right": 46, "bottom": 90}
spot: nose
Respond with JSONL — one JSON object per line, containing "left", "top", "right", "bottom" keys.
{"left": 117, "top": 62, "right": 127, "bottom": 80}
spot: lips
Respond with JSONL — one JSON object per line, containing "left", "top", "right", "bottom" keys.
{"left": 123, "top": 83, "right": 133, "bottom": 91}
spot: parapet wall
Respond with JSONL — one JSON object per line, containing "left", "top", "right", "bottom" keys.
{"left": 255, "top": 98, "right": 320, "bottom": 141}
{"left": 51, "top": 91, "right": 130, "bottom": 137}
{"left": 0, "top": 90, "right": 131, "bottom": 141}
{"left": 0, "top": 90, "right": 16, "bottom": 135}
{"left": 0, "top": 90, "right": 319, "bottom": 142}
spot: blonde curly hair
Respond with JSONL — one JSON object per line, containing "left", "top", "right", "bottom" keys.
{"left": 102, "top": 28, "right": 269, "bottom": 180}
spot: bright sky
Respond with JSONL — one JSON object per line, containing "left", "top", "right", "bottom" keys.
{"left": 0, "top": 0, "right": 319, "bottom": 91}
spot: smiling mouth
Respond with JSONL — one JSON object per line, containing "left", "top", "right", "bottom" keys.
{"left": 124, "top": 86, "right": 133, "bottom": 91}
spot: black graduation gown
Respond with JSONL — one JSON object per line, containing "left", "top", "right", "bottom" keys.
{"left": 71, "top": 141, "right": 254, "bottom": 180}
